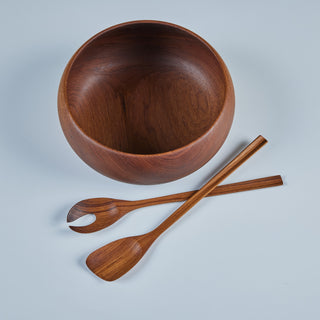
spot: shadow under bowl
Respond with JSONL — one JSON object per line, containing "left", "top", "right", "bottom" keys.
{"left": 58, "top": 20, "right": 235, "bottom": 184}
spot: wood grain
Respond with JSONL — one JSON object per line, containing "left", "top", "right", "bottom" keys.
{"left": 86, "top": 135, "right": 267, "bottom": 281}
{"left": 68, "top": 175, "right": 283, "bottom": 233}
{"left": 58, "top": 20, "right": 235, "bottom": 184}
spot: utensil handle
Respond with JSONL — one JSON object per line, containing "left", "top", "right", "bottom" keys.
{"left": 135, "top": 175, "right": 282, "bottom": 207}
{"left": 151, "top": 135, "right": 267, "bottom": 238}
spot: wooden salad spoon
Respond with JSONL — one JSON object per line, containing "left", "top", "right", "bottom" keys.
{"left": 86, "top": 135, "right": 267, "bottom": 281}
{"left": 68, "top": 175, "right": 283, "bottom": 233}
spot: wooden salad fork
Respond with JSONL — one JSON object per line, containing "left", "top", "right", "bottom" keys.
{"left": 86, "top": 135, "right": 267, "bottom": 281}
{"left": 68, "top": 175, "right": 283, "bottom": 233}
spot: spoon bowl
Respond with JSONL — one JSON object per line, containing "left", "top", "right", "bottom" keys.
{"left": 86, "top": 235, "right": 153, "bottom": 281}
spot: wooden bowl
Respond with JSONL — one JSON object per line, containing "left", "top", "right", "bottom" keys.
{"left": 58, "top": 21, "right": 235, "bottom": 184}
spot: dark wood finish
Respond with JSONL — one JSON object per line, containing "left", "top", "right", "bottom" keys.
{"left": 68, "top": 175, "right": 283, "bottom": 233}
{"left": 86, "top": 136, "right": 267, "bottom": 281}
{"left": 58, "top": 21, "right": 235, "bottom": 184}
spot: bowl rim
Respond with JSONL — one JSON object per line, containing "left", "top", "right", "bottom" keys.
{"left": 60, "top": 20, "right": 234, "bottom": 158}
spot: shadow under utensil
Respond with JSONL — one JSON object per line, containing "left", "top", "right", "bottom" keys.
{"left": 52, "top": 203, "right": 73, "bottom": 224}
{"left": 77, "top": 252, "right": 105, "bottom": 283}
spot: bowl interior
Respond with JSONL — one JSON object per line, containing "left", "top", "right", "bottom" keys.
{"left": 66, "top": 22, "right": 226, "bottom": 155}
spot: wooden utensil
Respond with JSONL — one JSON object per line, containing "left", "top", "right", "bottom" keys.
{"left": 68, "top": 175, "right": 283, "bottom": 233}
{"left": 86, "top": 135, "right": 267, "bottom": 281}
{"left": 58, "top": 20, "right": 235, "bottom": 184}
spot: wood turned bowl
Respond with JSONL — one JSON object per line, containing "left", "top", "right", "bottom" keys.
{"left": 58, "top": 21, "right": 235, "bottom": 184}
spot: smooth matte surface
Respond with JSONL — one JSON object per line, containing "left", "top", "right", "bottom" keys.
{"left": 0, "top": 0, "right": 320, "bottom": 319}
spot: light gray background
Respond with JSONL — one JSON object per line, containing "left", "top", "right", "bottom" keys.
{"left": 1, "top": 0, "right": 319, "bottom": 319}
